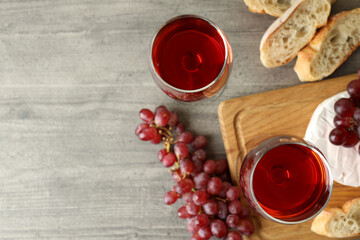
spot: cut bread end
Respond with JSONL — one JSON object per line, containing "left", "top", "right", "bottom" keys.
{"left": 311, "top": 198, "right": 360, "bottom": 238}
{"left": 294, "top": 8, "right": 360, "bottom": 81}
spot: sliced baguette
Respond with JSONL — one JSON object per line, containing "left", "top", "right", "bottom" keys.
{"left": 260, "top": 0, "right": 331, "bottom": 68}
{"left": 294, "top": 8, "right": 360, "bottom": 82}
{"left": 311, "top": 198, "right": 360, "bottom": 238}
{"left": 243, "top": 0, "right": 335, "bottom": 17}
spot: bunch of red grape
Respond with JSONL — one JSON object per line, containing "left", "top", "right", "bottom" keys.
{"left": 135, "top": 106, "right": 254, "bottom": 240}
{"left": 329, "top": 70, "right": 360, "bottom": 153}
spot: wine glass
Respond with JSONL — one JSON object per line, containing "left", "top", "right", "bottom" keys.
{"left": 238, "top": 136, "right": 333, "bottom": 224}
{"left": 149, "top": 15, "right": 233, "bottom": 102}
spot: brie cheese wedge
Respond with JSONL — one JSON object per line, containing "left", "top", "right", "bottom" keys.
{"left": 305, "top": 91, "right": 360, "bottom": 188}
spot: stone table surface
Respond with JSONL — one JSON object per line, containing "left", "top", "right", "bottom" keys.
{"left": 0, "top": 1, "right": 359, "bottom": 239}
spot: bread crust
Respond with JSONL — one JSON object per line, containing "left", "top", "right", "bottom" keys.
{"left": 249, "top": 7, "right": 266, "bottom": 14}
{"left": 311, "top": 209, "right": 340, "bottom": 236}
{"left": 244, "top": 0, "right": 296, "bottom": 17}
{"left": 243, "top": 0, "right": 335, "bottom": 17}
{"left": 294, "top": 8, "right": 360, "bottom": 81}
{"left": 311, "top": 198, "right": 360, "bottom": 238}
{"left": 343, "top": 197, "right": 360, "bottom": 213}
{"left": 243, "top": 0, "right": 266, "bottom": 15}
{"left": 293, "top": 47, "right": 316, "bottom": 81}
{"left": 260, "top": 0, "right": 331, "bottom": 68}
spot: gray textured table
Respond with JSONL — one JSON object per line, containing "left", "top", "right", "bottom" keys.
{"left": 0, "top": 1, "right": 359, "bottom": 239}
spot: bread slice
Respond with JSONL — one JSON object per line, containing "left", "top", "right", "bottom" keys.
{"left": 294, "top": 8, "right": 360, "bottom": 82}
{"left": 243, "top": 0, "right": 294, "bottom": 17}
{"left": 260, "top": 0, "right": 331, "bottom": 68}
{"left": 311, "top": 198, "right": 360, "bottom": 238}
{"left": 243, "top": 0, "right": 335, "bottom": 17}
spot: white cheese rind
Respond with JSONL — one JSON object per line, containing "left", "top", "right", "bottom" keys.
{"left": 305, "top": 91, "right": 360, "bottom": 188}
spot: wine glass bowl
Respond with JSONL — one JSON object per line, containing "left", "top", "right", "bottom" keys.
{"left": 149, "top": 15, "right": 233, "bottom": 102}
{"left": 238, "top": 136, "right": 333, "bottom": 224}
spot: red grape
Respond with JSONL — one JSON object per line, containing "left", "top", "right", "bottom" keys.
{"left": 219, "top": 171, "right": 231, "bottom": 182}
{"left": 162, "top": 152, "right": 177, "bottom": 167}
{"left": 210, "top": 219, "right": 228, "bottom": 238}
{"left": 192, "top": 149, "right": 207, "bottom": 162}
{"left": 182, "top": 192, "right": 194, "bottom": 203}
{"left": 190, "top": 233, "right": 203, "bottom": 240}
{"left": 174, "top": 143, "right": 189, "bottom": 159}
{"left": 138, "top": 127, "right": 158, "bottom": 141}
{"left": 175, "top": 178, "right": 194, "bottom": 194}
{"left": 226, "top": 231, "right": 243, "bottom": 240}
{"left": 175, "top": 122, "right": 186, "bottom": 133}
{"left": 192, "top": 136, "right": 207, "bottom": 149}
{"left": 151, "top": 133, "right": 162, "bottom": 144}
{"left": 217, "top": 181, "right": 231, "bottom": 198}
{"left": 158, "top": 149, "right": 167, "bottom": 162}
{"left": 192, "top": 190, "right": 208, "bottom": 206}
{"left": 194, "top": 172, "right": 210, "bottom": 189}
{"left": 347, "top": 80, "right": 360, "bottom": 99}
{"left": 354, "top": 109, "right": 360, "bottom": 122}
{"left": 194, "top": 213, "right": 209, "bottom": 227}
{"left": 178, "top": 205, "right": 191, "bottom": 219}
{"left": 180, "top": 159, "right": 194, "bottom": 175}
{"left": 172, "top": 170, "right": 183, "bottom": 182}
{"left": 186, "top": 202, "right": 201, "bottom": 216}
{"left": 178, "top": 132, "right": 194, "bottom": 144}
{"left": 191, "top": 160, "right": 203, "bottom": 176}
{"left": 168, "top": 111, "right": 178, "bottom": 126}
{"left": 226, "top": 186, "right": 241, "bottom": 201}
{"left": 203, "top": 159, "right": 216, "bottom": 174}
{"left": 350, "top": 96, "right": 360, "bottom": 107}
{"left": 343, "top": 131, "right": 358, "bottom": 147}
{"left": 217, "top": 201, "right": 229, "bottom": 220}
{"left": 334, "top": 98, "right": 356, "bottom": 118}
{"left": 207, "top": 177, "right": 222, "bottom": 195}
{"left": 237, "top": 219, "right": 255, "bottom": 236}
{"left": 334, "top": 115, "right": 352, "bottom": 128}
{"left": 135, "top": 123, "right": 149, "bottom": 135}
{"left": 203, "top": 200, "right": 218, "bottom": 216}
{"left": 187, "top": 218, "right": 200, "bottom": 233}
{"left": 238, "top": 205, "right": 251, "bottom": 219}
{"left": 226, "top": 214, "right": 240, "bottom": 228}
{"left": 155, "top": 105, "right": 167, "bottom": 115}
{"left": 228, "top": 200, "right": 243, "bottom": 214}
{"left": 329, "top": 127, "right": 349, "bottom": 145}
{"left": 139, "top": 108, "right": 154, "bottom": 123}
{"left": 163, "top": 191, "right": 178, "bottom": 205}
{"left": 215, "top": 159, "right": 229, "bottom": 174}
{"left": 155, "top": 109, "right": 170, "bottom": 127}
{"left": 198, "top": 226, "right": 212, "bottom": 240}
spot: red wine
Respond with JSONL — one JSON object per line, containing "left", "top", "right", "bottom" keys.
{"left": 252, "top": 143, "right": 330, "bottom": 220}
{"left": 152, "top": 16, "right": 226, "bottom": 91}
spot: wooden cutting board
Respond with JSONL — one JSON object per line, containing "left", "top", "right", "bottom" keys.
{"left": 218, "top": 73, "right": 360, "bottom": 240}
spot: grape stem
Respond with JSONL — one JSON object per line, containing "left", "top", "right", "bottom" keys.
{"left": 214, "top": 196, "right": 228, "bottom": 203}
{"left": 164, "top": 141, "right": 171, "bottom": 153}
{"left": 171, "top": 161, "right": 180, "bottom": 171}
{"left": 158, "top": 129, "right": 172, "bottom": 141}
{"left": 156, "top": 126, "right": 173, "bottom": 138}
